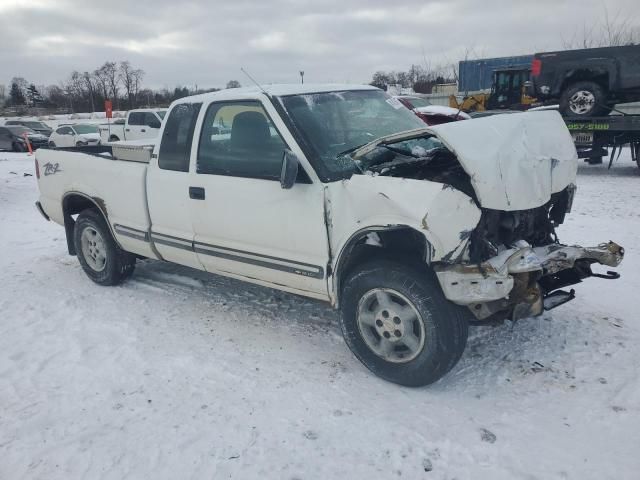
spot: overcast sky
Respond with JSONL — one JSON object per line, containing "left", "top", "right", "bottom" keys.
{"left": 0, "top": 0, "right": 638, "bottom": 89}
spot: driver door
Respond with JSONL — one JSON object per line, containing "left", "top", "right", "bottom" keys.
{"left": 189, "top": 100, "right": 330, "bottom": 298}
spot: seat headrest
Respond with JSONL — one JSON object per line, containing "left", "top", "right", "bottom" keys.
{"left": 230, "top": 111, "right": 270, "bottom": 149}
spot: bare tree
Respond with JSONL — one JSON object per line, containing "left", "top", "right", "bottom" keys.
{"left": 119, "top": 61, "right": 145, "bottom": 109}
{"left": 93, "top": 64, "right": 111, "bottom": 102}
{"left": 82, "top": 71, "right": 97, "bottom": 112}
{"left": 561, "top": 7, "right": 638, "bottom": 49}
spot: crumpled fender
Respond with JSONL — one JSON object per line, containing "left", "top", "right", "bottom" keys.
{"left": 325, "top": 175, "right": 482, "bottom": 267}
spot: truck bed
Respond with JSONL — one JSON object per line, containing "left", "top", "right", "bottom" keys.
{"left": 35, "top": 145, "right": 157, "bottom": 259}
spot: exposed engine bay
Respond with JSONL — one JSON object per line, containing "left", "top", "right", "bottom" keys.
{"left": 350, "top": 131, "right": 624, "bottom": 323}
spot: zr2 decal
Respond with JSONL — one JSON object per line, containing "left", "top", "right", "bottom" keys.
{"left": 43, "top": 162, "right": 61, "bottom": 176}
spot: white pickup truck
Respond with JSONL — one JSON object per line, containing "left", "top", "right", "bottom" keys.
{"left": 99, "top": 108, "right": 166, "bottom": 143}
{"left": 34, "top": 84, "right": 624, "bottom": 386}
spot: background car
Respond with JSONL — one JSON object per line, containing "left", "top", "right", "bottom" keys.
{"left": 0, "top": 125, "right": 48, "bottom": 151}
{"left": 394, "top": 95, "right": 470, "bottom": 125}
{"left": 49, "top": 124, "right": 101, "bottom": 148}
{"left": 5, "top": 120, "right": 53, "bottom": 137}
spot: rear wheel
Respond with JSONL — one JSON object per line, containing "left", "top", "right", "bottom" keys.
{"left": 109, "top": 135, "right": 120, "bottom": 142}
{"left": 48, "top": 141, "right": 56, "bottom": 148}
{"left": 339, "top": 260, "right": 469, "bottom": 387}
{"left": 73, "top": 209, "right": 136, "bottom": 285}
{"left": 560, "top": 81, "right": 609, "bottom": 116}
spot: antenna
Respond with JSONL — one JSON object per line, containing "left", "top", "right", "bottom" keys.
{"left": 241, "top": 67, "right": 270, "bottom": 98}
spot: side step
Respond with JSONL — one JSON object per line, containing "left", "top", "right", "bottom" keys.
{"left": 543, "top": 289, "right": 575, "bottom": 311}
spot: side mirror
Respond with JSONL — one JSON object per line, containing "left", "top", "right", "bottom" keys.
{"left": 280, "top": 149, "right": 299, "bottom": 189}
{"left": 148, "top": 121, "right": 161, "bottom": 129}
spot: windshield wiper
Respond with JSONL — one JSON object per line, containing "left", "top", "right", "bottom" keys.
{"left": 336, "top": 142, "right": 370, "bottom": 158}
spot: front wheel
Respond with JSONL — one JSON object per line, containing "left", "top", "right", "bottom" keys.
{"left": 73, "top": 209, "right": 136, "bottom": 285}
{"left": 340, "top": 260, "right": 469, "bottom": 387}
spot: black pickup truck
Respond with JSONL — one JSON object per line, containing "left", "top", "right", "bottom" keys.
{"left": 528, "top": 45, "right": 640, "bottom": 116}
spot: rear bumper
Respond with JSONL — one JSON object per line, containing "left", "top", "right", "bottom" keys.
{"left": 434, "top": 241, "right": 624, "bottom": 320}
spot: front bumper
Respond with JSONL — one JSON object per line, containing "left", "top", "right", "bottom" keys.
{"left": 434, "top": 241, "right": 624, "bottom": 321}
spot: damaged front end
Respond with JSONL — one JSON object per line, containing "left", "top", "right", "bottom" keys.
{"left": 435, "top": 240, "right": 624, "bottom": 321}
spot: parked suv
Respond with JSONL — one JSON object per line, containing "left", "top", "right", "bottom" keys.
{"left": 528, "top": 45, "right": 640, "bottom": 116}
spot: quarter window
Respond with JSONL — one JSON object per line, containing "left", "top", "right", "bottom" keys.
{"left": 197, "top": 101, "right": 287, "bottom": 180}
{"left": 158, "top": 103, "right": 202, "bottom": 172}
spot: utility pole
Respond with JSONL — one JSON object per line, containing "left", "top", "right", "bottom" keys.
{"left": 299, "top": 71, "right": 304, "bottom": 84}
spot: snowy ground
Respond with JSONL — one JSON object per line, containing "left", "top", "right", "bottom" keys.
{"left": 1, "top": 151, "right": 639, "bottom": 480}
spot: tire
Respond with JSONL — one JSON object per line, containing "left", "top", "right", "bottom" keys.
{"left": 109, "top": 135, "right": 120, "bottom": 142}
{"left": 560, "top": 81, "right": 609, "bottom": 117}
{"left": 12, "top": 142, "right": 25, "bottom": 152}
{"left": 48, "top": 141, "right": 56, "bottom": 148}
{"left": 73, "top": 208, "right": 136, "bottom": 285}
{"left": 340, "top": 259, "right": 469, "bottom": 387}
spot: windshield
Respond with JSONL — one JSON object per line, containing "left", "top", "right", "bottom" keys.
{"left": 73, "top": 124, "right": 99, "bottom": 134}
{"left": 24, "top": 121, "right": 48, "bottom": 129}
{"left": 7, "top": 126, "right": 35, "bottom": 135}
{"left": 403, "top": 97, "right": 431, "bottom": 108}
{"left": 157, "top": 110, "right": 167, "bottom": 119}
{"left": 279, "top": 90, "right": 425, "bottom": 179}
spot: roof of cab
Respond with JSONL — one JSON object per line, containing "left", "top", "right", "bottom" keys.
{"left": 176, "top": 83, "right": 379, "bottom": 104}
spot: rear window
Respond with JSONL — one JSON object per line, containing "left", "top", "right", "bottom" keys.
{"left": 158, "top": 103, "right": 202, "bottom": 172}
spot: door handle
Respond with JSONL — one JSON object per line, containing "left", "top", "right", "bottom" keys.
{"left": 125, "top": 128, "right": 130, "bottom": 132}
{"left": 141, "top": 129, "right": 146, "bottom": 132}
{"left": 189, "top": 187, "right": 205, "bottom": 200}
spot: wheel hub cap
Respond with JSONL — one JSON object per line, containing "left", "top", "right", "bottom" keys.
{"left": 569, "top": 90, "right": 595, "bottom": 115}
{"left": 356, "top": 288, "right": 426, "bottom": 363}
{"left": 80, "top": 227, "right": 107, "bottom": 272}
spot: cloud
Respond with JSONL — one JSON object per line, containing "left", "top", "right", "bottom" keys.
{"left": 0, "top": 0, "right": 637, "bottom": 89}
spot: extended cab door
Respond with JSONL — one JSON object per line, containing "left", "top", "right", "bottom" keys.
{"left": 188, "top": 100, "right": 330, "bottom": 298}
{"left": 146, "top": 102, "right": 203, "bottom": 269}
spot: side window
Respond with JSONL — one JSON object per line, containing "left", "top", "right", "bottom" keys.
{"left": 158, "top": 103, "right": 202, "bottom": 172}
{"left": 57, "top": 127, "right": 72, "bottom": 135}
{"left": 197, "top": 101, "right": 287, "bottom": 180}
{"left": 128, "top": 112, "right": 145, "bottom": 126}
{"left": 144, "top": 112, "right": 161, "bottom": 129}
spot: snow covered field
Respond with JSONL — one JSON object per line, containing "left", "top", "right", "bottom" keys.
{"left": 1, "top": 151, "right": 639, "bottom": 480}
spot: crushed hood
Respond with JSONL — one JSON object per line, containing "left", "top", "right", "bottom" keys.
{"left": 429, "top": 110, "right": 578, "bottom": 211}
{"left": 352, "top": 110, "right": 577, "bottom": 211}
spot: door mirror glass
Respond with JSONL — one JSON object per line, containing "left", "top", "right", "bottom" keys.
{"left": 280, "top": 149, "right": 299, "bottom": 189}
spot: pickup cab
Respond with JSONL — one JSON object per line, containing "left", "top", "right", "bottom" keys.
{"left": 34, "top": 84, "right": 624, "bottom": 387}
{"left": 529, "top": 44, "right": 640, "bottom": 116}
{"left": 99, "top": 108, "right": 166, "bottom": 143}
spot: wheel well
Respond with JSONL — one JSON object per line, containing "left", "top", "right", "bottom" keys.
{"left": 562, "top": 69, "right": 609, "bottom": 93}
{"left": 62, "top": 193, "right": 111, "bottom": 255}
{"left": 334, "top": 227, "right": 431, "bottom": 305}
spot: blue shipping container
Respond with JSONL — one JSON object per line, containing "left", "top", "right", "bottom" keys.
{"left": 458, "top": 55, "right": 534, "bottom": 92}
